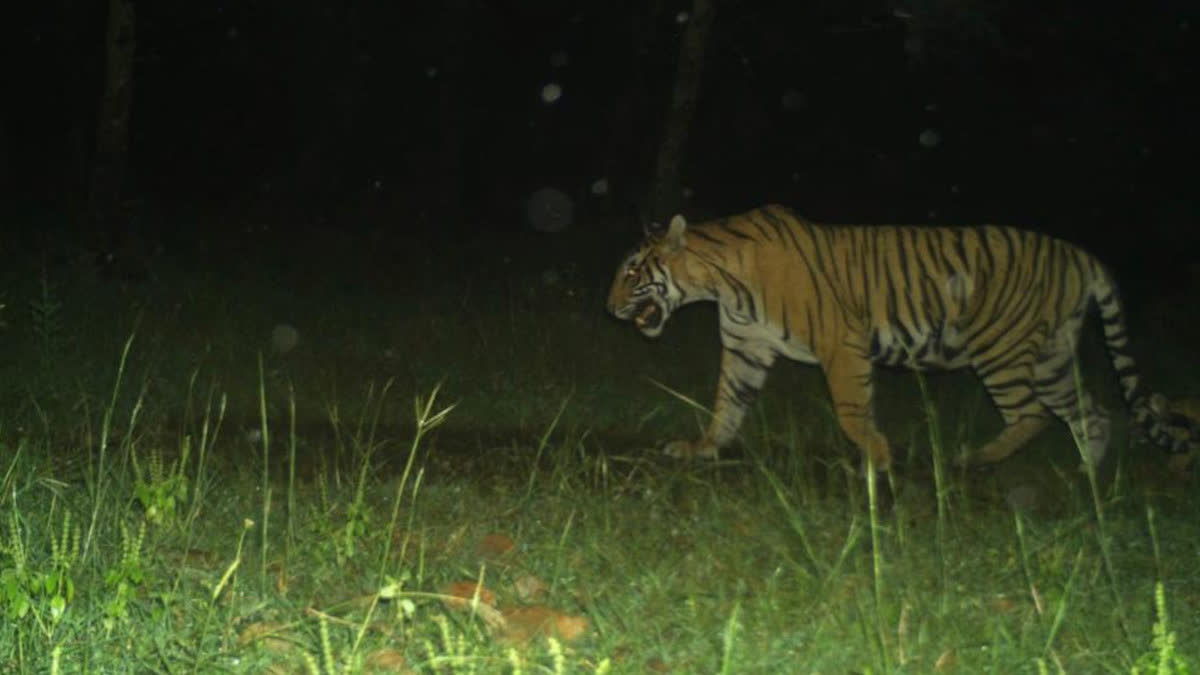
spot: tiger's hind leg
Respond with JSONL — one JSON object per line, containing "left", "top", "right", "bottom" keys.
{"left": 960, "top": 415, "right": 1051, "bottom": 466}
{"left": 957, "top": 362, "right": 1052, "bottom": 467}
{"left": 1033, "top": 355, "right": 1112, "bottom": 470}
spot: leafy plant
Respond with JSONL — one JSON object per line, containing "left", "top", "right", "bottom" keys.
{"left": 1132, "top": 581, "right": 1191, "bottom": 675}
{"left": 132, "top": 444, "right": 190, "bottom": 527}
{"left": 0, "top": 508, "right": 79, "bottom": 637}
{"left": 102, "top": 519, "right": 146, "bottom": 631}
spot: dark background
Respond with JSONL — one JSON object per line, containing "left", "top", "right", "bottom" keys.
{"left": 2, "top": 0, "right": 1197, "bottom": 298}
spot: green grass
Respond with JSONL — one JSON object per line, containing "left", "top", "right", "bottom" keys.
{"left": 0, "top": 220, "right": 1196, "bottom": 673}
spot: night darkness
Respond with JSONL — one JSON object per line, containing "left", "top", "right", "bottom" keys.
{"left": 4, "top": 1, "right": 1197, "bottom": 275}
{"left": 3, "top": 1, "right": 1200, "bottom": 668}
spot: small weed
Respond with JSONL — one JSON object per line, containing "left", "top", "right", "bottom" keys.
{"left": 1131, "top": 581, "right": 1191, "bottom": 675}
{"left": 131, "top": 444, "right": 189, "bottom": 527}
{"left": 0, "top": 508, "right": 79, "bottom": 638}
{"left": 29, "top": 269, "right": 64, "bottom": 374}
{"left": 102, "top": 519, "right": 146, "bottom": 632}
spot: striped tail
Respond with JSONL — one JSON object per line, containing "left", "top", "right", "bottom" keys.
{"left": 1093, "top": 268, "right": 1198, "bottom": 454}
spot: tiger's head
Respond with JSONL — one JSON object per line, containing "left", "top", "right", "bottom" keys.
{"left": 606, "top": 214, "right": 689, "bottom": 338}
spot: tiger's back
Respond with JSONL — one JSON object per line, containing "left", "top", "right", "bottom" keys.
{"left": 607, "top": 204, "right": 1196, "bottom": 470}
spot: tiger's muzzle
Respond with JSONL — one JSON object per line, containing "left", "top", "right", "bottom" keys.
{"left": 607, "top": 295, "right": 667, "bottom": 337}
{"left": 633, "top": 301, "right": 663, "bottom": 332}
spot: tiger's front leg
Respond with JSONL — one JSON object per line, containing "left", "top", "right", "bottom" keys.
{"left": 824, "top": 349, "right": 894, "bottom": 472}
{"left": 664, "top": 346, "right": 774, "bottom": 459}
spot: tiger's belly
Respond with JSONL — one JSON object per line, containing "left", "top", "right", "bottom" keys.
{"left": 868, "top": 322, "right": 970, "bottom": 371}
{"left": 723, "top": 320, "right": 821, "bottom": 365}
{"left": 728, "top": 318, "right": 970, "bottom": 371}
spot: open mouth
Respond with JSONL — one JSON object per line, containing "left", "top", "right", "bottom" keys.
{"left": 633, "top": 301, "right": 663, "bottom": 331}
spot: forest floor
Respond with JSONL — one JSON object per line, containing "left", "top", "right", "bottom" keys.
{"left": 0, "top": 214, "right": 1197, "bottom": 673}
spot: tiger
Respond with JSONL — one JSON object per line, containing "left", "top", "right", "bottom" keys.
{"left": 606, "top": 203, "right": 1197, "bottom": 471}
{"left": 1148, "top": 394, "right": 1200, "bottom": 473}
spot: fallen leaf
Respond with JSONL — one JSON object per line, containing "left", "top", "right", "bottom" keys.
{"left": 476, "top": 533, "right": 516, "bottom": 559}
{"left": 934, "top": 648, "right": 957, "bottom": 672}
{"left": 513, "top": 574, "right": 548, "bottom": 603}
{"left": 441, "top": 581, "right": 497, "bottom": 611}
{"left": 364, "top": 647, "right": 410, "bottom": 673}
{"left": 500, "top": 606, "right": 590, "bottom": 645}
{"left": 238, "top": 621, "right": 296, "bottom": 655}
{"left": 989, "top": 594, "right": 1018, "bottom": 613}
{"left": 269, "top": 558, "right": 288, "bottom": 595}
{"left": 644, "top": 657, "right": 671, "bottom": 672}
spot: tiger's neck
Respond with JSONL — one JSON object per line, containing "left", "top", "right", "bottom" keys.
{"left": 675, "top": 228, "right": 761, "bottom": 310}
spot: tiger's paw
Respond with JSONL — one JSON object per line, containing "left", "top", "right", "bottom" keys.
{"left": 663, "top": 439, "right": 719, "bottom": 460}
{"left": 953, "top": 444, "right": 996, "bottom": 471}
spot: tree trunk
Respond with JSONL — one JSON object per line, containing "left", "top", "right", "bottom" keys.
{"left": 88, "top": 0, "right": 136, "bottom": 231}
{"left": 647, "top": 0, "right": 716, "bottom": 224}
{"left": 601, "top": 0, "right": 662, "bottom": 227}
{"left": 436, "top": 0, "right": 472, "bottom": 230}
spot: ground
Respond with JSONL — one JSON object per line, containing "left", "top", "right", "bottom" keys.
{"left": 0, "top": 213, "right": 1196, "bottom": 672}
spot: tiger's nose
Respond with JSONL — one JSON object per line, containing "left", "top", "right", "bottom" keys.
{"left": 606, "top": 296, "right": 629, "bottom": 319}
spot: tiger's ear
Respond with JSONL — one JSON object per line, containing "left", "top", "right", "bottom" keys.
{"left": 662, "top": 214, "right": 687, "bottom": 251}
{"left": 643, "top": 214, "right": 687, "bottom": 250}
